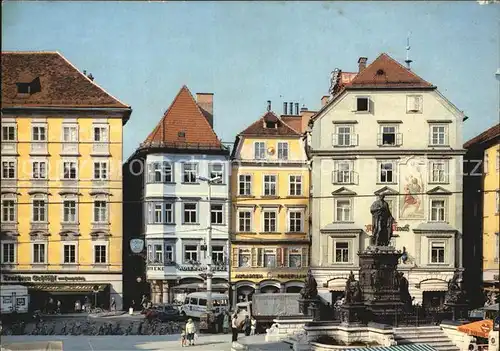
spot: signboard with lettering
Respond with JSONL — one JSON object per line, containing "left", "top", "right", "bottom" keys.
{"left": 365, "top": 223, "right": 410, "bottom": 233}
{"left": 1, "top": 274, "right": 86, "bottom": 283}
{"left": 235, "top": 274, "right": 264, "bottom": 279}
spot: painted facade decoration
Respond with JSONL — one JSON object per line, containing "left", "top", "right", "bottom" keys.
{"left": 400, "top": 157, "right": 426, "bottom": 219}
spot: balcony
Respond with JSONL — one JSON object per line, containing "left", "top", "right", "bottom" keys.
{"left": 1, "top": 142, "right": 17, "bottom": 155}
{"left": 377, "top": 133, "right": 403, "bottom": 147}
{"left": 30, "top": 142, "right": 48, "bottom": 155}
{"left": 91, "top": 142, "right": 110, "bottom": 156}
{"left": 60, "top": 142, "right": 79, "bottom": 156}
{"left": 332, "top": 134, "right": 358, "bottom": 147}
{"left": 332, "top": 171, "right": 358, "bottom": 185}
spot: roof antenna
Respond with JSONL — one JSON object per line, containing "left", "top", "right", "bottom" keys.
{"left": 405, "top": 32, "right": 413, "bottom": 70}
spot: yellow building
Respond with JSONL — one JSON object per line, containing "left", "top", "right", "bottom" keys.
{"left": 464, "top": 123, "right": 499, "bottom": 298}
{"left": 229, "top": 102, "right": 313, "bottom": 305}
{"left": 0, "top": 52, "right": 131, "bottom": 310}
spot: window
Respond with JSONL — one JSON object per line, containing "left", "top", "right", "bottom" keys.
{"left": 288, "top": 210, "right": 303, "bottom": 232}
{"left": 379, "top": 162, "right": 395, "bottom": 183}
{"left": 430, "top": 242, "right": 445, "bottom": 264}
{"left": 335, "top": 199, "right": 351, "bottom": 222}
{"left": 63, "top": 161, "right": 77, "bottom": 179}
{"left": 63, "top": 244, "right": 76, "bottom": 263}
{"left": 182, "top": 163, "right": 198, "bottom": 183}
{"left": 265, "top": 121, "right": 277, "bottom": 129}
{"left": 379, "top": 125, "right": 398, "bottom": 146}
{"left": 184, "top": 245, "right": 198, "bottom": 263}
{"left": 163, "top": 162, "right": 173, "bottom": 182}
{"left": 32, "top": 126, "right": 46, "bottom": 141}
{"left": 154, "top": 244, "right": 163, "bottom": 263}
{"left": 165, "top": 245, "right": 174, "bottom": 262}
{"left": 63, "top": 200, "right": 77, "bottom": 223}
{"left": 93, "top": 126, "right": 108, "bottom": 142}
{"left": 32, "top": 161, "right": 47, "bottom": 179}
{"left": 288, "top": 248, "right": 302, "bottom": 268}
{"left": 2, "top": 161, "right": 16, "bottom": 179}
{"left": 356, "top": 97, "right": 369, "bottom": 112}
{"left": 289, "top": 175, "right": 302, "bottom": 196}
{"left": 263, "top": 175, "right": 277, "bottom": 196}
{"left": 1, "top": 126, "right": 15, "bottom": 141}
{"left": 62, "top": 126, "right": 78, "bottom": 142}
{"left": 334, "top": 241, "right": 350, "bottom": 263}
{"left": 430, "top": 125, "right": 447, "bottom": 146}
{"left": 263, "top": 210, "right": 277, "bottom": 232}
{"left": 238, "top": 248, "right": 251, "bottom": 267}
{"left": 93, "top": 162, "right": 108, "bottom": 180}
{"left": 154, "top": 203, "right": 162, "bottom": 223}
{"left": 33, "top": 243, "right": 46, "bottom": 264}
{"left": 430, "top": 161, "right": 447, "bottom": 183}
{"left": 407, "top": 95, "right": 423, "bottom": 113}
{"left": 334, "top": 161, "right": 353, "bottom": 184}
{"left": 277, "top": 142, "right": 289, "bottom": 160}
{"left": 212, "top": 245, "right": 224, "bottom": 264}
{"left": 211, "top": 204, "right": 223, "bottom": 224}
{"left": 430, "top": 199, "right": 446, "bottom": 222}
{"left": 254, "top": 142, "right": 266, "bottom": 159}
{"left": 93, "top": 201, "right": 107, "bottom": 223}
{"left": 32, "top": 200, "right": 47, "bottom": 222}
{"left": 335, "top": 126, "right": 353, "bottom": 147}
{"left": 239, "top": 175, "right": 252, "bottom": 196}
{"left": 183, "top": 203, "right": 197, "bottom": 224}
{"left": 209, "top": 163, "right": 224, "bottom": 184}
{"left": 164, "top": 203, "right": 174, "bottom": 224}
{"left": 1, "top": 243, "right": 15, "bottom": 264}
{"left": 2, "top": 200, "right": 16, "bottom": 222}
{"left": 238, "top": 211, "right": 252, "bottom": 232}
{"left": 94, "top": 245, "right": 107, "bottom": 264}
{"left": 263, "top": 249, "right": 276, "bottom": 268}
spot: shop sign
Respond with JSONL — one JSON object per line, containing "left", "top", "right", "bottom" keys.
{"left": 235, "top": 274, "right": 264, "bottom": 279}
{"left": 365, "top": 223, "right": 410, "bottom": 233}
{"left": 130, "top": 239, "right": 145, "bottom": 254}
{"left": 148, "top": 266, "right": 164, "bottom": 271}
{"left": 277, "top": 274, "right": 307, "bottom": 279}
{"left": 2, "top": 274, "right": 86, "bottom": 283}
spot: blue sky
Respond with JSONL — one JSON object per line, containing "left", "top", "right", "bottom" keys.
{"left": 3, "top": 1, "right": 499, "bottom": 159}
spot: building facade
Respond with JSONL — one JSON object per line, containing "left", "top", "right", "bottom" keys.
{"left": 309, "top": 54, "right": 465, "bottom": 308}
{"left": 123, "top": 86, "right": 230, "bottom": 304}
{"left": 1, "top": 51, "right": 131, "bottom": 310}
{"left": 230, "top": 102, "right": 313, "bottom": 306}
{"left": 463, "top": 124, "right": 500, "bottom": 301}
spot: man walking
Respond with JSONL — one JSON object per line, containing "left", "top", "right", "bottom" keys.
{"left": 231, "top": 313, "right": 239, "bottom": 343}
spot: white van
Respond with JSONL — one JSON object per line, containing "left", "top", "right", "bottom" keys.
{"left": 1, "top": 285, "right": 29, "bottom": 315}
{"left": 180, "top": 292, "right": 229, "bottom": 318}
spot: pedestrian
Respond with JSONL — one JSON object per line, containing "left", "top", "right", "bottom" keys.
{"left": 110, "top": 297, "right": 116, "bottom": 311}
{"left": 243, "top": 315, "right": 251, "bottom": 336}
{"left": 231, "top": 313, "right": 239, "bottom": 342}
{"left": 223, "top": 311, "right": 230, "bottom": 334}
{"left": 180, "top": 329, "right": 187, "bottom": 347}
{"left": 56, "top": 300, "right": 61, "bottom": 314}
{"left": 185, "top": 318, "right": 196, "bottom": 346}
{"left": 250, "top": 317, "right": 256, "bottom": 335}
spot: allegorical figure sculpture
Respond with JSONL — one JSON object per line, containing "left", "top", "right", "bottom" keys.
{"left": 300, "top": 268, "right": 318, "bottom": 300}
{"left": 370, "top": 194, "right": 395, "bottom": 247}
{"left": 444, "top": 270, "right": 466, "bottom": 305}
{"left": 344, "top": 271, "right": 363, "bottom": 304}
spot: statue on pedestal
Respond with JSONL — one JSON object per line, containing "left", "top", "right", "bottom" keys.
{"left": 444, "top": 270, "right": 466, "bottom": 304}
{"left": 370, "top": 194, "right": 395, "bottom": 247}
{"left": 300, "top": 268, "right": 318, "bottom": 300}
{"left": 344, "top": 271, "right": 363, "bottom": 304}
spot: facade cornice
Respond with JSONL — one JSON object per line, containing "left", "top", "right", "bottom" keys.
{"left": 231, "top": 239, "right": 310, "bottom": 245}
{"left": 310, "top": 149, "right": 466, "bottom": 156}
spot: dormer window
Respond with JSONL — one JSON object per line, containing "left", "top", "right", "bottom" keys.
{"left": 16, "top": 76, "right": 41, "bottom": 95}
{"left": 265, "top": 121, "right": 277, "bottom": 129}
{"left": 17, "top": 83, "right": 30, "bottom": 94}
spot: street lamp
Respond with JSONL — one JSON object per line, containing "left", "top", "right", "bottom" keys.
{"left": 197, "top": 175, "right": 221, "bottom": 315}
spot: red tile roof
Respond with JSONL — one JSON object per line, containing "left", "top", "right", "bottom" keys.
{"left": 141, "top": 85, "right": 223, "bottom": 149}
{"left": 1, "top": 51, "right": 129, "bottom": 109}
{"left": 464, "top": 123, "right": 500, "bottom": 149}
{"left": 348, "top": 53, "right": 434, "bottom": 89}
{"left": 239, "top": 111, "right": 301, "bottom": 137}
{"left": 280, "top": 116, "right": 303, "bottom": 133}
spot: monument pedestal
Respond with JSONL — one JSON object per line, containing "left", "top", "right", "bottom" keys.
{"left": 340, "top": 302, "right": 366, "bottom": 326}
{"left": 445, "top": 302, "right": 468, "bottom": 321}
{"left": 358, "top": 246, "right": 404, "bottom": 324}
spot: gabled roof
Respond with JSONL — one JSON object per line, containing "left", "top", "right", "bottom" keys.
{"left": 239, "top": 111, "right": 301, "bottom": 137}
{"left": 348, "top": 53, "right": 435, "bottom": 89}
{"left": 464, "top": 123, "right": 500, "bottom": 149}
{"left": 140, "top": 85, "right": 223, "bottom": 149}
{"left": 1, "top": 51, "right": 130, "bottom": 109}
{"left": 280, "top": 116, "right": 303, "bottom": 133}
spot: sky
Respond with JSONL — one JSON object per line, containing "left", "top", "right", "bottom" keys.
{"left": 2, "top": 1, "right": 499, "bottom": 159}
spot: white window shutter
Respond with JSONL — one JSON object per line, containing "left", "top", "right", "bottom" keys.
{"left": 368, "top": 98, "right": 373, "bottom": 113}
{"left": 415, "top": 96, "right": 422, "bottom": 111}
{"left": 406, "top": 96, "right": 413, "bottom": 112}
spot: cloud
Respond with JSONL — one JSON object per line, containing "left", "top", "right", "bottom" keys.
{"left": 477, "top": 0, "right": 499, "bottom": 5}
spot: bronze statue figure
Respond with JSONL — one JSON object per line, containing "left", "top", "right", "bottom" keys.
{"left": 370, "top": 194, "right": 394, "bottom": 246}
{"left": 300, "top": 268, "right": 318, "bottom": 300}
{"left": 344, "top": 271, "right": 362, "bottom": 304}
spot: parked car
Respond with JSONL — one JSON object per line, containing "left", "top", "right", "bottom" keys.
{"left": 145, "top": 304, "right": 183, "bottom": 322}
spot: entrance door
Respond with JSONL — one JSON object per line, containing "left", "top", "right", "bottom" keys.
{"left": 423, "top": 291, "right": 445, "bottom": 309}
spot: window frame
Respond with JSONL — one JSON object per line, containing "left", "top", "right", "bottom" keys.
{"left": 262, "top": 248, "right": 277, "bottom": 268}
{"left": 237, "top": 210, "right": 252, "bottom": 232}
{"left": 211, "top": 245, "right": 225, "bottom": 265}
{"left": 406, "top": 95, "right": 423, "bottom": 113}
{"left": 209, "top": 163, "right": 224, "bottom": 184}
{"left": 62, "top": 242, "right": 77, "bottom": 264}
{"left": 333, "top": 160, "right": 354, "bottom": 184}
{"left": 183, "top": 244, "right": 198, "bottom": 263}
{"left": 430, "top": 198, "right": 447, "bottom": 222}
{"left": 263, "top": 174, "right": 277, "bottom": 196}
{"left": 334, "top": 198, "right": 352, "bottom": 222}
{"left": 32, "top": 160, "right": 47, "bottom": 180}
{"left": 379, "top": 124, "right": 400, "bottom": 147}
{"left": 32, "top": 125, "right": 47, "bottom": 142}
{"left": 238, "top": 174, "right": 252, "bottom": 196}
{"left": 429, "top": 124, "right": 448, "bottom": 146}
{"left": 334, "top": 125, "right": 354, "bottom": 147}
{"left": 182, "top": 162, "right": 198, "bottom": 183}
{"left": 238, "top": 248, "right": 251, "bottom": 268}
{"left": 32, "top": 198, "right": 47, "bottom": 222}
{"left": 1, "top": 160, "right": 16, "bottom": 179}
{"left": 62, "top": 125, "right": 78, "bottom": 143}
{"left": 93, "top": 161, "right": 109, "bottom": 180}
{"left": 334, "top": 240, "right": 351, "bottom": 264}
{"left": 429, "top": 241, "right": 446, "bottom": 264}
{"left": 62, "top": 161, "right": 78, "bottom": 180}
{"left": 182, "top": 202, "right": 198, "bottom": 224}
{"left": 355, "top": 96, "right": 370, "bottom": 113}
{"left": 254, "top": 141, "right": 266, "bottom": 160}
{"left": 210, "top": 203, "right": 224, "bottom": 225}
{"left": 277, "top": 142, "right": 289, "bottom": 160}
{"left": 32, "top": 242, "right": 47, "bottom": 264}
{"left": 288, "top": 209, "right": 304, "bottom": 233}
{"left": 165, "top": 244, "right": 174, "bottom": 263}
{"left": 62, "top": 199, "right": 78, "bottom": 223}
{"left": 262, "top": 209, "right": 278, "bottom": 233}
{"left": 1, "top": 125, "right": 16, "bottom": 142}
{"left": 289, "top": 175, "right": 303, "bottom": 196}
{"left": 1, "top": 198, "right": 16, "bottom": 223}
{"left": 378, "top": 160, "right": 397, "bottom": 184}
{"left": 93, "top": 242, "right": 108, "bottom": 264}
{"left": 93, "top": 200, "right": 108, "bottom": 223}
{"left": 1, "top": 241, "right": 16, "bottom": 264}
{"left": 429, "top": 160, "right": 448, "bottom": 184}
{"left": 288, "top": 248, "right": 303, "bottom": 268}
{"left": 93, "top": 125, "right": 109, "bottom": 143}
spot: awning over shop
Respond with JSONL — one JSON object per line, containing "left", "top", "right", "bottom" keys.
{"left": 457, "top": 320, "right": 493, "bottom": 338}
{"left": 344, "top": 344, "right": 437, "bottom": 351}
{"left": 172, "top": 283, "right": 229, "bottom": 290}
{"left": 27, "top": 284, "right": 108, "bottom": 293}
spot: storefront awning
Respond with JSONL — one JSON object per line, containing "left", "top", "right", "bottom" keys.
{"left": 457, "top": 320, "right": 493, "bottom": 338}
{"left": 28, "top": 284, "right": 108, "bottom": 293}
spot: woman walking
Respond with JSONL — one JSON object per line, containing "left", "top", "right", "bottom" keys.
{"left": 231, "top": 313, "right": 239, "bottom": 342}
{"left": 185, "top": 318, "right": 196, "bottom": 346}
{"left": 223, "top": 312, "right": 230, "bottom": 334}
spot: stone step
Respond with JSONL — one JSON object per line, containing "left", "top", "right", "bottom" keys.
{"left": 397, "top": 340, "right": 456, "bottom": 346}
{"left": 394, "top": 326, "right": 442, "bottom": 331}
{"left": 395, "top": 333, "right": 449, "bottom": 339}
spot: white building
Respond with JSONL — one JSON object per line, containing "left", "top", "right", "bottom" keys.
{"left": 126, "top": 86, "right": 230, "bottom": 304}
{"left": 308, "top": 54, "right": 465, "bottom": 308}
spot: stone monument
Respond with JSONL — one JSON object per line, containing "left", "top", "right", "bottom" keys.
{"left": 339, "top": 271, "right": 366, "bottom": 325}
{"left": 444, "top": 270, "right": 468, "bottom": 320}
{"left": 299, "top": 268, "right": 320, "bottom": 320}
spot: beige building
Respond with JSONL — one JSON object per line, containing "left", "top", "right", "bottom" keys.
{"left": 308, "top": 54, "right": 465, "bottom": 308}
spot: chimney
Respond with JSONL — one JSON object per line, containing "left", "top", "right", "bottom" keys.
{"left": 87, "top": 73, "right": 94, "bottom": 81}
{"left": 358, "top": 57, "right": 368, "bottom": 72}
{"left": 196, "top": 93, "right": 214, "bottom": 127}
{"left": 300, "top": 110, "right": 316, "bottom": 133}
{"left": 267, "top": 100, "right": 272, "bottom": 112}
{"left": 294, "top": 103, "right": 299, "bottom": 115}
{"left": 283, "top": 102, "right": 288, "bottom": 115}
{"left": 289, "top": 102, "right": 293, "bottom": 115}
{"left": 321, "top": 95, "right": 330, "bottom": 107}
{"left": 300, "top": 105, "right": 308, "bottom": 112}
